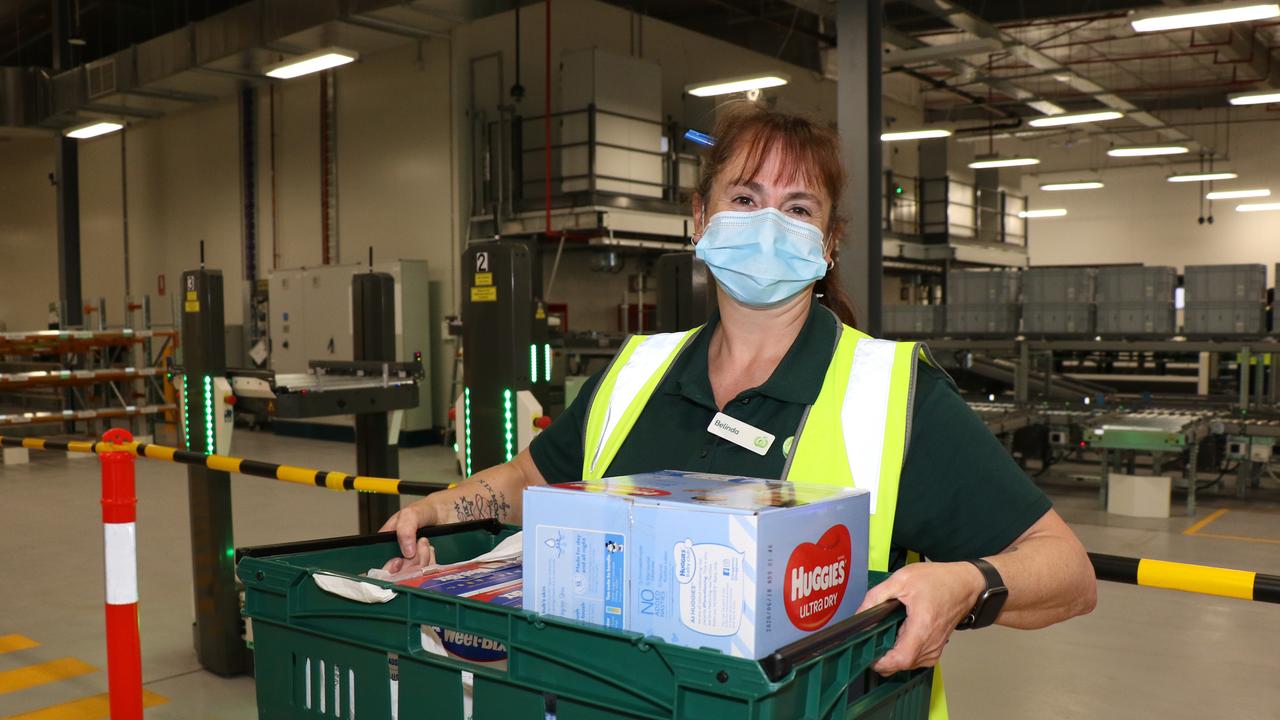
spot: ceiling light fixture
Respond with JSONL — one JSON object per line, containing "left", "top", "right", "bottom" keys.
{"left": 1206, "top": 188, "right": 1271, "bottom": 200}
{"left": 685, "top": 73, "right": 790, "bottom": 97}
{"left": 1131, "top": 2, "right": 1280, "bottom": 32}
{"left": 264, "top": 47, "right": 358, "bottom": 79}
{"left": 1019, "top": 209, "right": 1068, "bottom": 218}
{"left": 1228, "top": 89, "right": 1280, "bottom": 105}
{"left": 1107, "top": 145, "right": 1189, "bottom": 157}
{"left": 64, "top": 121, "right": 124, "bottom": 139}
{"left": 968, "top": 156, "right": 1041, "bottom": 169}
{"left": 1040, "top": 181, "right": 1104, "bottom": 191}
{"left": 1027, "top": 110, "right": 1124, "bottom": 128}
{"left": 881, "top": 128, "right": 953, "bottom": 141}
{"left": 1167, "top": 171, "right": 1238, "bottom": 183}
{"left": 1235, "top": 202, "right": 1280, "bottom": 212}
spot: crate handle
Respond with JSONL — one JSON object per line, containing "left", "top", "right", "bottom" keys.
{"left": 235, "top": 518, "right": 504, "bottom": 562}
{"left": 758, "top": 599, "right": 903, "bottom": 682}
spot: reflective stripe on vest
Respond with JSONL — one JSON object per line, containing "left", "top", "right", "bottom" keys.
{"left": 581, "top": 329, "right": 700, "bottom": 480}
{"left": 579, "top": 319, "right": 947, "bottom": 719}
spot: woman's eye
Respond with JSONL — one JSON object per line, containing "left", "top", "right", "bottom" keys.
{"left": 732, "top": 196, "right": 755, "bottom": 206}
{"left": 788, "top": 206, "right": 812, "bottom": 217}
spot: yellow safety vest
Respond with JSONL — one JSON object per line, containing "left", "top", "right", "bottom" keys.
{"left": 580, "top": 318, "right": 949, "bottom": 719}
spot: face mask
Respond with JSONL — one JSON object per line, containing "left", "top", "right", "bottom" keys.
{"left": 694, "top": 207, "right": 828, "bottom": 307}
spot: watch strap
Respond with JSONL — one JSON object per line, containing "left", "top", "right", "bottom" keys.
{"left": 957, "top": 558, "right": 1008, "bottom": 630}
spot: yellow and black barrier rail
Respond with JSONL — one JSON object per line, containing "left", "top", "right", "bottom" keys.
{"left": 0, "top": 435, "right": 446, "bottom": 497}
{"left": 1090, "top": 552, "right": 1280, "bottom": 604}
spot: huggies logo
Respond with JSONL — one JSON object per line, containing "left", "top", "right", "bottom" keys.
{"left": 783, "top": 524, "right": 852, "bottom": 631}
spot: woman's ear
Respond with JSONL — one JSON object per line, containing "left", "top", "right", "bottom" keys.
{"left": 823, "top": 217, "right": 845, "bottom": 265}
{"left": 692, "top": 193, "right": 706, "bottom": 242}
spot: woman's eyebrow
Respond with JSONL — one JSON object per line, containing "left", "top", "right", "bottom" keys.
{"left": 781, "top": 190, "right": 822, "bottom": 204}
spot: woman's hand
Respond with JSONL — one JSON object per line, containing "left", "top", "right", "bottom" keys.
{"left": 378, "top": 500, "right": 440, "bottom": 574}
{"left": 855, "top": 561, "right": 984, "bottom": 676}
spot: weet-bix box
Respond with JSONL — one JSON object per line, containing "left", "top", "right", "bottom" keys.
{"left": 400, "top": 559, "right": 523, "bottom": 668}
{"left": 523, "top": 470, "right": 869, "bottom": 659}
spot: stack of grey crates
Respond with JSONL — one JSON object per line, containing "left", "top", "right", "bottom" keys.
{"left": 882, "top": 305, "right": 946, "bottom": 338}
{"left": 1095, "top": 266, "right": 1176, "bottom": 337}
{"left": 945, "top": 269, "right": 1021, "bottom": 336}
{"left": 1022, "top": 267, "right": 1096, "bottom": 337}
{"left": 1183, "top": 263, "right": 1268, "bottom": 337}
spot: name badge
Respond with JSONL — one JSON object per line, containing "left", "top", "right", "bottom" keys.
{"left": 707, "top": 412, "right": 775, "bottom": 456}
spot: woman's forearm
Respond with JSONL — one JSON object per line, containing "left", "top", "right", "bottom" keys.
{"left": 986, "top": 509, "right": 1098, "bottom": 629}
{"left": 416, "top": 449, "right": 545, "bottom": 526}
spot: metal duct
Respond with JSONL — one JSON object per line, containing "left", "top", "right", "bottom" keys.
{"left": 0, "top": 67, "right": 38, "bottom": 126}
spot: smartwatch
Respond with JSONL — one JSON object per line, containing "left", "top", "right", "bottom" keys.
{"left": 956, "top": 558, "right": 1008, "bottom": 630}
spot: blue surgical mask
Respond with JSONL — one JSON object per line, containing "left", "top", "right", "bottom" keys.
{"left": 694, "top": 207, "right": 828, "bottom": 307}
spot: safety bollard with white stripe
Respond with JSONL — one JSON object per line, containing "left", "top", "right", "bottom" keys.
{"left": 99, "top": 428, "right": 143, "bottom": 719}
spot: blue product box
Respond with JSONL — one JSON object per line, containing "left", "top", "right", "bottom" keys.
{"left": 523, "top": 470, "right": 869, "bottom": 659}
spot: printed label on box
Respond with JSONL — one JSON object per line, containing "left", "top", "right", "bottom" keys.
{"left": 533, "top": 526, "right": 626, "bottom": 628}
{"left": 674, "top": 540, "right": 744, "bottom": 636}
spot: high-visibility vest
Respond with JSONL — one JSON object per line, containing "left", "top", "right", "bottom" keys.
{"left": 580, "top": 317, "right": 949, "bottom": 719}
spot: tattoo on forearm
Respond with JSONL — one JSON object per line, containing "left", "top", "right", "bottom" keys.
{"left": 452, "top": 479, "right": 512, "bottom": 522}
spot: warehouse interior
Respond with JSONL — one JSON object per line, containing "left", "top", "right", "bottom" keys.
{"left": 1, "top": 0, "right": 1279, "bottom": 718}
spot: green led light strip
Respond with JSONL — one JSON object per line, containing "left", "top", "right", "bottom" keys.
{"left": 502, "top": 387, "right": 514, "bottom": 462}
{"left": 529, "top": 344, "right": 538, "bottom": 384}
{"left": 203, "top": 375, "right": 215, "bottom": 455}
{"left": 544, "top": 343, "right": 552, "bottom": 383}
{"left": 181, "top": 375, "right": 190, "bottom": 450}
{"left": 463, "top": 387, "right": 473, "bottom": 477}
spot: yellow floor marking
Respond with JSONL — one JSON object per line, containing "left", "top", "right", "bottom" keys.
{"left": 0, "top": 659, "right": 95, "bottom": 696}
{"left": 1191, "top": 532, "right": 1280, "bottom": 546}
{"left": 1183, "top": 508, "right": 1229, "bottom": 536}
{"left": 0, "top": 636, "right": 38, "bottom": 655}
{"left": 2, "top": 689, "right": 168, "bottom": 720}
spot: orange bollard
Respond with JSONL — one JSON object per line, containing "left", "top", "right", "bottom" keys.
{"left": 99, "top": 428, "right": 143, "bottom": 719}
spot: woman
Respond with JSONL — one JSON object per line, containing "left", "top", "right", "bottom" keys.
{"left": 383, "top": 106, "right": 1096, "bottom": 711}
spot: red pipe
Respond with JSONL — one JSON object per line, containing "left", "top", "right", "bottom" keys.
{"left": 545, "top": 0, "right": 552, "bottom": 237}
{"left": 320, "top": 72, "right": 332, "bottom": 265}
{"left": 100, "top": 427, "right": 142, "bottom": 720}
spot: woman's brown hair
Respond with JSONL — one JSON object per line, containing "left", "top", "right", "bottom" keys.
{"left": 694, "top": 104, "right": 858, "bottom": 327}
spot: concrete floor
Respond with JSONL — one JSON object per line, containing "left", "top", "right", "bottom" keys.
{"left": 1, "top": 429, "right": 1278, "bottom": 719}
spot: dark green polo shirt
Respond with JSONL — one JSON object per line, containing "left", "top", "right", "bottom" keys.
{"left": 529, "top": 301, "right": 1051, "bottom": 564}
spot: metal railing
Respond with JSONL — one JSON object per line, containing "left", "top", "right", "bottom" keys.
{"left": 472, "top": 104, "right": 699, "bottom": 226}
{"left": 899, "top": 175, "right": 1028, "bottom": 246}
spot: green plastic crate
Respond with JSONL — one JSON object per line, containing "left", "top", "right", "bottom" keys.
{"left": 237, "top": 520, "right": 931, "bottom": 720}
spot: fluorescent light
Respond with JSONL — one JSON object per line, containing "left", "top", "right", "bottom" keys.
{"left": 1167, "top": 171, "right": 1238, "bottom": 183}
{"left": 64, "top": 121, "right": 123, "bottom": 139}
{"left": 1027, "top": 111, "right": 1124, "bottom": 128}
{"left": 1207, "top": 188, "right": 1271, "bottom": 200}
{"left": 1131, "top": 2, "right": 1279, "bottom": 32}
{"left": 881, "top": 128, "right": 953, "bottom": 141}
{"left": 1107, "top": 145, "right": 1189, "bottom": 157}
{"left": 968, "top": 156, "right": 1041, "bottom": 169}
{"left": 1235, "top": 202, "right": 1280, "bottom": 212}
{"left": 1019, "top": 209, "right": 1068, "bottom": 218}
{"left": 1228, "top": 89, "right": 1280, "bottom": 105}
{"left": 685, "top": 73, "right": 790, "bottom": 97}
{"left": 264, "top": 47, "right": 358, "bottom": 79}
{"left": 1040, "top": 181, "right": 1104, "bottom": 191}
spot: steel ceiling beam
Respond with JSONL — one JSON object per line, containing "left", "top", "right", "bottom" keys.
{"left": 900, "top": 0, "right": 1197, "bottom": 148}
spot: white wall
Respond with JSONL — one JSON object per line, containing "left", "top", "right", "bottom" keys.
{"left": 1020, "top": 118, "right": 1280, "bottom": 286}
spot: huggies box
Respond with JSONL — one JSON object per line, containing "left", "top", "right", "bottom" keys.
{"left": 522, "top": 470, "right": 869, "bottom": 659}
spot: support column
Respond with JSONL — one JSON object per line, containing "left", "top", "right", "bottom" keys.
{"left": 56, "top": 138, "right": 83, "bottom": 327}
{"left": 837, "top": 0, "right": 882, "bottom": 335}
{"left": 353, "top": 271, "right": 402, "bottom": 534}
{"left": 181, "top": 269, "right": 247, "bottom": 676}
